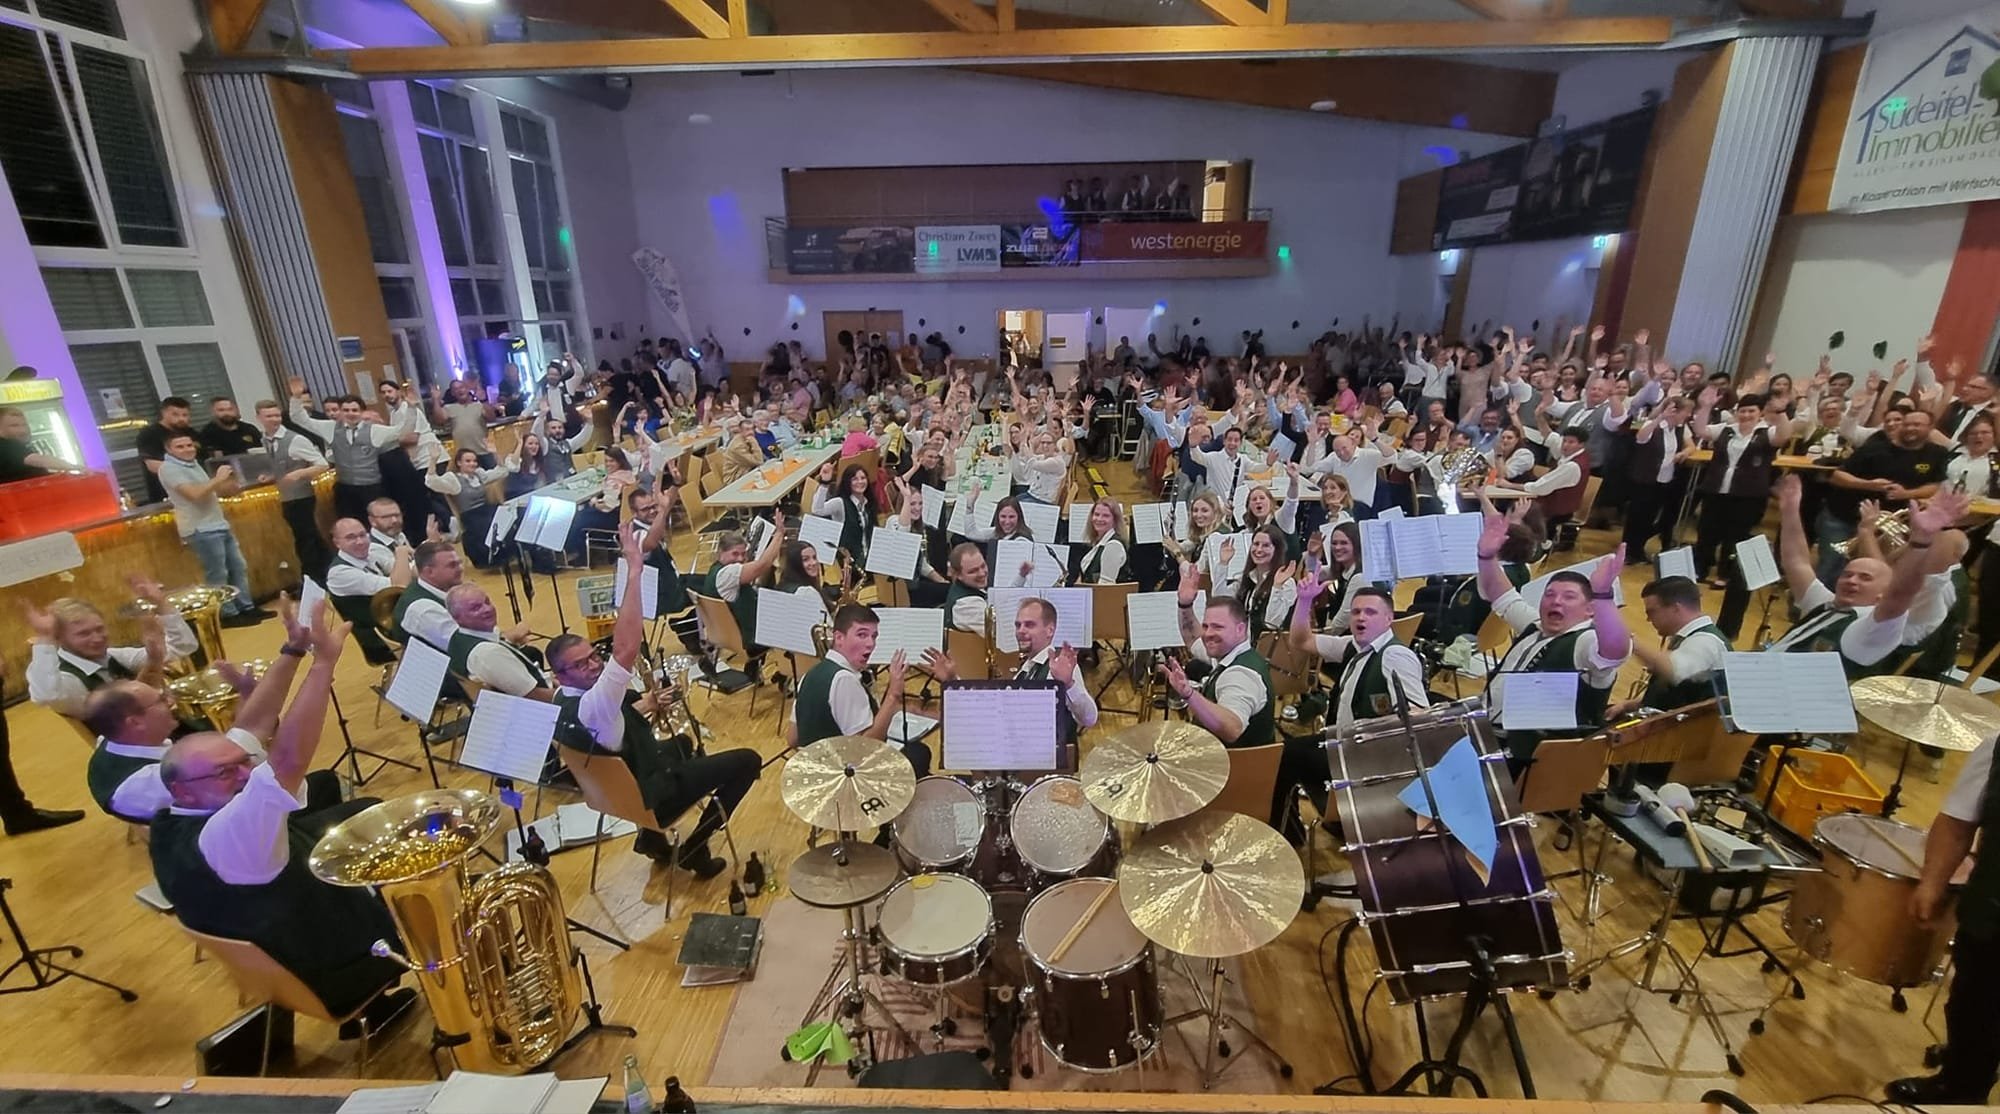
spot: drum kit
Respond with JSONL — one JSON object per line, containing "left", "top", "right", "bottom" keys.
{"left": 774, "top": 721, "right": 1303, "bottom": 1086}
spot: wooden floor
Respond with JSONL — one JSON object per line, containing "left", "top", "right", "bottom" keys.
{"left": 0, "top": 462, "right": 1972, "bottom": 1103}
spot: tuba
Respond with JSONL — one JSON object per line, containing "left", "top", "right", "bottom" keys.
{"left": 1831, "top": 508, "right": 1910, "bottom": 556}
{"left": 123, "top": 585, "right": 238, "bottom": 673}
{"left": 166, "top": 658, "right": 267, "bottom": 733}
{"left": 310, "top": 789, "right": 583, "bottom": 1074}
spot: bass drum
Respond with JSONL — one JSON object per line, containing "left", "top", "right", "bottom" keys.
{"left": 1785, "top": 813, "right": 1964, "bottom": 988}
{"left": 1021, "top": 877, "right": 1161, "bottom": 1073}
{"left": 878, "top": 873, "right": 994, "bottom": 987}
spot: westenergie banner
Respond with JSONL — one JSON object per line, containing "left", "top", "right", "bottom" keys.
{"left": 1829, "top": 6, "right": 2000, "bottom": 213}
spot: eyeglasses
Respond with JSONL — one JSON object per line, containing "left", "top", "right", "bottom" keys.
{"left": 553, "top": 649, "right": 602, "bottom": 673}
{"left": 181, "top": 753, "right": 255, "bottom": 783}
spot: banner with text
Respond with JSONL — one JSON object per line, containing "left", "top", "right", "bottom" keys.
{"left": 784, "top": 225, "right": 915, "bottom": 275}
{"left": 1431, "top": 107, "right": 1654, "bottom": 250}
{"left": 1830, "top": 6, "right": 2000, "bottom": 213}
{"left": 915, "top": 225, "right": 1002, "bottom": 273}
{"left": 1081, "top": 221, "right": 1269, "bottom": 262}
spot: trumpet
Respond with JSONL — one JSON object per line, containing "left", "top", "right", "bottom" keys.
{"left": 1831, "top": 508, "right": 1910, "bottom": 556}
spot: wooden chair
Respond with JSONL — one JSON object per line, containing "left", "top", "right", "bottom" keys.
{"left": 557, "top": 745, "right": 738, "bottom": 920}
{"left": 945, "top": 626, "right": 993, "bottom": 681}
{"left": 1204, "top": 742, "right": 1284, "bottom": 824}
{"left": 1554, "top": 476, "right": 1603, "bottom": 550}
{"left": 1390, "top": 613, "right": 1424, "bottom": 646}
{"left": 675, "top": 453, "right": 709, "bottom": 530}
{"left": 177, "top": 925, "right": 400, "bottom": 1077}
{"left": 1514, "top": 736, "right": 1611, "bottom": 816}
{"left": 691, "top": 592, "right": 764, "bottom": 715}
{"left": 873, "top": 574, "right": 911, "bottom": 609}
{"left": 1958, "top": 641, "right": 2000, "bottom": 689}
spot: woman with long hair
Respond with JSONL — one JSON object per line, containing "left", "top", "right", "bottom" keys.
{"left": 964, "top": 482, "right": 1038, "bottom": 586}
{"left": 1233, "top": 523, "right": 1298, "bottom": 639}
{"left": 1308, "top": 520, "right": 1367, "bottom": 634}
{"left": 503, "top": 431, "right": 549, "bottom": 500}
{"left": 775, "top": 538, "right": 842, "bottom": 617}
{"left": 1163, "top": 491, "right": 1226, "bottom": 592}
{"left": 565, "top": 446, "right": 638, "bottom": 563}
{"left": 425, "top": 448, "right": 508, "bottom": 567}
{"left": 1239, "top": 464, "right": 1302, "bottom": 557}
{"left": 1074, "top": 498, "right": 1130, "bottom": 584}
{"left": 811, "top": 461, "right": 878, "bottom": 567}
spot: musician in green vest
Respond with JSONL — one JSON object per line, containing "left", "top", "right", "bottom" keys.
{"left": 700, "top": 516, "right": 783, "bottom": 679}
{"left": 1768, "top": 474, "right": 1944, "bottom": 678}
{"left": 150, "top": 599, "right": 418, "bottom": 1032}
{"left": 787, "top": 602, "right": 929, "bottom": 779}
{"left": 23, "top": 582, "right": 197, "bottom": 720}
{"left": 1888, "top": 733, "right": 2000, "bottom": 1105}
{"left": 922, "top": 596, "right": 1096, "bottom": 769}
{"left": 390, "top": 541, "right": 463, "bottom": 651}
{"left": 943, "top": 542, "right": 991, "bottom": 633}
{"left": 1617, "top": 576, "right": 1729, "bottom": 716}
{"left": 1475, "top": 498, "right": 1632, "bottom": 773}
{"left": 550, "top": 527, "right": 760, "bottom": 876}
{"left": 445, "top": 584, "right": 549, "bottom": 697}
{"left": 1162, "top": 559, "right": 1275, "bottom": 749}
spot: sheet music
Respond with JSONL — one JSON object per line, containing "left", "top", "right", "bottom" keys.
{"left": 1171, "top": 500, "right": 1190, "bottom": 542}
{"left": 1378, "top": 506, "right": 1406, "bottom": 521}
{"left": 1394, "top": 517, "right": 1448, "bottom": 580}
{"left": 945, "top": 492, "right": 975, "bottom": 537}
{"left": 1656, "top": 546, "right": 1697, "bottom": 582}
{"left": 797, "top": 513, "right": 843, "bottom": 563}
{"left": 459, "top": 690, "right": 562, "bottom": 784}
{"left": 297, "top": 576, "right": 328, "bottom": 625}
{"left": 1126, "top": 590, "right": 1200, "bottom": 651}
{"left": 922, "top": 484, "right": 948, "bottom": 529}
{"left": 995, "top": 537, "right": 1037, "bottom": 583}
{"left": 428, "top": 1072, "right": 558, "bottom": 1114}
{"left": 555, "top": 802, "right": 637, "bottom": 845}
{"left": 1205, "top": 531, "right": 1251, "bottom": 584}
{"left": 1433, "top": 513, "right": 1485, "bottom": 576}
{"left": 526, "top": 495, "right": 576, "bottom": 550}
{"left": 1359, "top": 518, "right": 1397, "bottom": 583}
{"left": 612, "top": 557, "right": 660, "bottom": 619}
{"left": 1068, "top": 502, "right": 1096, "bottom": 540}
{"left": 1736, "top": 533, "right": 1781, "bottom": 590}
{"left": 333, "top": 1084, "right": 441, "bottom": 1114}
{"left": 1024, "top": 543, "right": 1068, "bottom": 587}
{"left": 942, "top": 684, "right": 1059, "bottom": 771}
{"left": 1131, "top": 502, "right": 1167, "bottom": 545}
{"left": 0, "top": 531, "right": 83, "bottom": 587}
{"left": 869, "top": 607, "right": 944, "bottom": 666}
{"left": 1019, "top": 501, "right": 1060, "bottom": 542}
{"left": 1270, "top": 432, "right": 1297, "bottom": 464}
{"left": 1497, "top": 671, "right": 1580, "bottom": 730}
{"left": 753, "top": 587, "right": 824, "bottom": 655}
{"left": 989, "top": 587, "right": 1093, "bottom": 652}
{"left": 1721, "top": 651, "right": 1858, "bottom": 734}
{"left": 486, "top": 502, "right": 521, "bottom": 548}
{"left": 384, "top": 638, "right": 450, "bottom": 722}
{"left": 863, "top": 528, "right": 922, "bottom": 579}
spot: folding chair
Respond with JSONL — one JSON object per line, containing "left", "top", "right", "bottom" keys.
{"left": 177, "top": 926, "right": 402, "bottom": 1078}
{"left": 945, "top": 626, "right": 993, "bottom": 681}
{"left": 1089, "top": 581, "right": 1141, "bottom": 711}
{"left": 558, "top": 745, "right": 739, "bottom": 922}
{"left": 691, "top": 592, "right": 765, "bottom": 715}
{"left": 1201, "top": 741, "right": 1284, "bottom": 824}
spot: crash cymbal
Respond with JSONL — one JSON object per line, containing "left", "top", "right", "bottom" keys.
{"left": 780, "top": 734, "right": 917, "bottom": 831}
{"left": 1080, "top": 721, "right": 1229, "bottom": 824}
{"left": 1118, "top": 811, "right": 1303, "bottom": 958}
{"left": 787, "top": 841, "right": 902, "bottom": 909}
{"left": 1852, "top": 676, "right": 2000, "bottom": 754}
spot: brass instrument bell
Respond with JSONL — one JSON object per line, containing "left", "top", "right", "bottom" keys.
{"left": 1831, "top": 509, "right": 1910, "bottom": 556}
{"left": 123, "top": 586, "right": 237, "bottom": 670}
{"left": 166, "top": 659, "right": 267, "bottom": 733}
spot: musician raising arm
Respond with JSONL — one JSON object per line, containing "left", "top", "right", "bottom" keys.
{"left": 1161, "top": 560, "right": 1275, "bottom": 748}
{"left": 788, "top": 604, "right": 931, "bottom": 777}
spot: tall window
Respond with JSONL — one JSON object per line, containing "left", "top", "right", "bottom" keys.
{"left": 409, "top": 80, "right": 511, "bottom": 372}
{"left": 336, "top": 88, "right": 447, "bottom": 392}
{"left": 501, "top": 103, "right": 576, "bottom": 361}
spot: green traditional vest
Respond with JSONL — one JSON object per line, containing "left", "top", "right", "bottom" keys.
{"left": 1336, "top": 640, "right": 1407, "bottom": 725}
{"left": 944, "top": 582, "right": 987, "bottom": 630}
{"left": 1202, "top": 646, "right": 1275, "bottom": 748}
{"left": 151, "top": 808, "right": 401, "bottom": 1015}
{"left": 1241, "top": 573, "right": 1279, "bottom": 640}
{"left": 391, "top": 579, "right": 445, "bottom": 644}
{"left": 1641, "top": 624, "right": 1730, "bottom": 711}
{"left": 447, "top": 629, "right": 547, "bottom": 690}
{"left": 796, "top": 657, "right": 874, "bottom": 748}
{"left": 553, "top": 689, "right": 662, "bottom": 798}
{"left": 1957, "top": 767, "right": 2000, "bottom": 939}
{"left": 1777, "top": 603, "right": 1873, "bottom": 680}
{"left": 644, "top": 544, "right": 691, "bottom": 614}
{"left": 58, "top": 654, "right": 134, "bottom": 693}
{"left": 85, "top": 743, "right": 163, "bottom": 821}
{"left": 834, "top": 495, "right": 874, "bottom": 562}
{"left": 1494, "top": 624, "right": 1610, "bottom": 763}
{"left": 1016, "top": 656, "right": 1078, "bottom": 747}
{"left": 1907, "top": 566, "right": 1972, "bottom": 682}
{"left": 1080, "top": 541, "right": 1108, "bottom": 584}
{"left": 703, "top": 562, "right": 759, "bottom": 642}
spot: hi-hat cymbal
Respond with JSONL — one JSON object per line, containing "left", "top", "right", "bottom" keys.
{"left": 1118, "top": 811, "right": 1303, "bottom": 958}
{"left": 1080, "top": 721, "right": 1229, "bottom": 824}
{"left": 1852, "top": 676, "right": 2000, "bottom": 754}
{"left": 780, "top": 734, "right": 916, "bottom": 831}
{"left": 787, "top": 841, "right": 902, "bottom": 909}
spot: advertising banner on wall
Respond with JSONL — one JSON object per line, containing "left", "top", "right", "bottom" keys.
{"left": 1431, "top": 147, "right": 1525, "bottom": 250}
{"left": 784, "top": 226, "right": 916, "bottom": 275}
{"left": 1829, "top": 7, "right": 2000, "bottom": 213}
{"left": 914, "top": 225, "right": 1002, "bottom": 273}
{"left": 1080, "top": 221, "right": 1269, "bottom": 261}
{"left": 1431, "top": 107, "right": 1655, "bottom": 250}
{"left": 631, "top": 247, "right": 694, "bottom": 341}
{"left": 1000, "top": 224, "right": 1080, "bottom": 267}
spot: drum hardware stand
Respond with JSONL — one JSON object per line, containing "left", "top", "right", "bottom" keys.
{"left": 0, "top": 878, "right": 138, "bottom": 1003}
{"left": 782, "top": 837, "right": 917, "bottom": 1080}
{"left": 1163, "top": 953, "right": 1290, "bottom": 1089}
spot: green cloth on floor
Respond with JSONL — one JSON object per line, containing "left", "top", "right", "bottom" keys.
{"left": 785, "top": 1021, "right": 855, "bottom": 1065}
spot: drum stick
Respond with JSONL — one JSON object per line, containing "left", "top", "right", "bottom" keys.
{"left": 1676, "top": 809, "right": 1712, "bottom": 871}
{"left": 1049, "top": 883, "right": 1119, "bottom": 965}
{"left": 1880, "top": 833, "right": 1926, "bottom": 875}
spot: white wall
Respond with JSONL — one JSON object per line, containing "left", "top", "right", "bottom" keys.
{"left": 1549, "top": 51, "right": 1690, "bottom": 124}
{"left": 1461, "top": 237, "right": 1602, "bottom": 343}
{"left": 1841, "top": 0, "right": 1992, "bottom": 37}
{"left": 1745, "top": 205, "right": 1966, "bottom": 368}
{"left": 616, "top": 68, "right": 1521, "bottom": 360}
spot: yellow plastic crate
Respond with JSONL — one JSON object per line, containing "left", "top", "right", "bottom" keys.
{"left": 1753, "top": 746, "right": 1886, "bottom": 838}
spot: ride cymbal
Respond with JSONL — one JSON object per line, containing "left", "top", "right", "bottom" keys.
{"left": 780, "top": 734, "right": 917, "bottom": 831}
{"left": 1080, "top": 721, "right": 1229, "bottom": 824}
{"left": 1852, "top": 676, "right": 2000, "bottom": 754}
{"left": 1118, "top": 810, "right": 1303, "bottom": 958}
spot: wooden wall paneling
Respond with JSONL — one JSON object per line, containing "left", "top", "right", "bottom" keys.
{"left": 1931, "top": 199, "right": 2000, "bottom": 375}
{"left": 1590, "top": 228, "right": 1635, "bottom": 343}
{"left": 1442, "top": 250, "right": 1474, "bottom": 341}
{"left": 266, "top": 77, "right": 400, "bottom": 397}
{"left": 1612, "top": 46, "right": 1730, "bottom": 355}
{"left": 1390, "top": 168, "right": 1445, "bottom": 256}
{"left": 1782, "top": 43, "right": 1863, "bottom": 216}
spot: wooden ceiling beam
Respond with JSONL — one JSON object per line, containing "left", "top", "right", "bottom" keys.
{"left": 660, "top": 0, "right": 732, "bottom": 38}
{"left": 726, "top": 0, "right": 750, "bottom": 37}
{"left": 207, "top": 0, "right": 271, "bottom": 52}
{"left": 326, "top": 17, "right": 1680, "bottom": 76}
{"left": 1187, "top": 0, "right": 1270, "bottom": 27}
{"left": 919, "top": 0, "right": 999, "bottom": 34}
{"left": 1451, "top": 0, "right": 1571, "bottom": 18}
{"left": 402, "top": 0, "right": 487, "bottom": 46}
{"left": 995, "top": 0, "right": 1015, "bottom": 32}
{"left": 1268, "top": 0, "right": 1288, "bottom": 26}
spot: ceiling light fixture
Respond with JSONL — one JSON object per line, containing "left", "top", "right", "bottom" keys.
{"left": 1309, "top": 99, "right": 1338, "bottom": 112}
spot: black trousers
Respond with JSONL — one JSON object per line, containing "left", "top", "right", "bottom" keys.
{"left": 460, "top": 504, "right": 497, "bottom": 568}
{"left": 1935, "top": 928, "right": 2000, "bottom": 1102}
{"left": 1621, "top": 477, "right": 1685, "bottom": 561}
{"left": 1978, "top": 547, "right": 2000, "bottom": 676}
{"left": 280, "top": 496, "right": 332, "bottom": 583}
{"left": 1693, "top": 491, "right": 1764, "bottom": 580}
{"left": 645, "top": 746, "right": 763, "bottom": 849}
{"left": 379, "top": 453, "right": 437, "bottom": 542}
{"left": 1274, "top": 733, "right": 1329, "bottom": 834}
{"left": 333, "top": 481, "right": 384, "bottom": 525}
{"left": 0, "top": 680, "right": 32, "bottom": 817}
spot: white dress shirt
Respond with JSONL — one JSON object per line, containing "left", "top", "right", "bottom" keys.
{"left": 1017, "top": 453, "right": 1069, "bottom": 504}
{"left": 101, "top": 727, "right": 264, "bottom": 822}
{"left": 1077, "top": 536, "right": 1127, "bottom": 584}
{"left": 165, "top": 755, "right": 300, "bottom": 886}
{"left": 1521, "top": 450, "right": 1587, "bottom": 498}
{"left": 25, "top": 613, "right": 198, "bottom": 716}
{"left": 1309, "top": 627, "right": 1428, "bottom": 731}
{"left": 1187, "top": 638, "right": 1268, "bottom": 734}
{"left": 1904, "top": 570, "right": 1958, "bottom": 645}
{"left": 461, "top": 629, "right": 545, "bottom": 696}
{"left": 1715, "top": 423, "right": 1768, "bottom": 494}
{"left": 561, "top": 658, "right": 637, "bottom": 753}
{"left": 1943, "top": 735, "right": 1994, "bottom": 822}
{"left": 950, "top": 588, "right": 989, "bottom": 632}
{"left": 400, "top": 578, "right": 456, "bottom": 650}
{"left": 326, "top": 551, "right": 391, "bottom": 597}
{"left": 1655, "top": 615, "right": 1727, "bottom": 687}
{"left": 787, "top": 650, "right": 876, "bottom": 738}
{"left": 1767, "top": 581, "right": 1906, "bottom": 668}
{"left": 1308, "top": 444, "right": 1389, "bottom": 505}
{"left": 1488, "top": 589, "right": 1628, "bottom": 731}
{"left": 1015, "top": 645, "right": 1099, "bottom": 729}
{"left": 1191, "top": 446, "right": 1253, "bottom": 511}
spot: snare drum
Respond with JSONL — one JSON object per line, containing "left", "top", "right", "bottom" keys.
{"left": 878, "top": 873, "right": 994, "bottom": 987}
{"left": 1021, "top": 877, "right": 1161, "bottom": 1072}
{"left": 1785, "top": 813, "right": 1962, "bottom": 988}
{"left": 1010, "top": 775, "right": 1115, "bottom": 885}
{"left": 893, "top": 776, "right": 985, "bottom": 874}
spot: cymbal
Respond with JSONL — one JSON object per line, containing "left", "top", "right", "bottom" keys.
{"left": 1118, "top": 811, "right": 1303, "bottom": 958}
{"left": 780, "top": 734, "right": 917, "bottom": 831}
{"left": 787, "top": 841, "right": 902, "bottom": 909}
{"left": 1852, "top": 676, "right": 2000, "bottom": 754}
{"left": 1080, "top": 721, "right": 1228, "bottom": 824}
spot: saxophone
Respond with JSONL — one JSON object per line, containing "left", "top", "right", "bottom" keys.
{"left": 310, "top": 789, "right": 583, "bottom": 1074}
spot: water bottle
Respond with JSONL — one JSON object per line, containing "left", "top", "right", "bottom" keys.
{"left": 621, "top": 1054, "right": 650, "bottom": 1114}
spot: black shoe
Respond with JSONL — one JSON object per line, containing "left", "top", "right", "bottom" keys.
{"left": 221, "top": 612, "right": 261, "bottom": 629}
{"left": 3, "top": 806, "right": 85, "bottom": 836}
{"left": 632, "top": 829, "right": 673, "bottom": 862}
{"left": 340, "top": 987, "right": 418, "bottom": 1040}
{"left": 675, "top": 843, "right": 727, "bottom": 880}
{"left": 1886, "top": 1075, "right": 1973, "bottom": 1105}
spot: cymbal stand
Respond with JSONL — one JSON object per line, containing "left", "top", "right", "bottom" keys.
{"left": 1164, "top": 954, "right": 1291, "bottom": 1089}
{"left": 784, "top": 839, "right": 916, "bottom": 1081}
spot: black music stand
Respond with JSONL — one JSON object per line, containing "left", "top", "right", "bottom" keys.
{"left": 0, "top": 878, "right": 137, "bottom": 1003}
